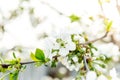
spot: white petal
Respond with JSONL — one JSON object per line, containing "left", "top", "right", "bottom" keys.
{"left": 72, "top": 56, "right": 78, "bottom": 62}
{"left": 66, "top": 41, "right": 76, "bottom": 50}
{"left": 86, "top": 71, "right": 97, "bottom": 80}
{"left": 97, "top": 75, "right": 107, "bottom": 80}
{"left": 53, "top": 42, "right": 60, "bottom": 49}
{"left": 59, "top": 48, "right": 69, "bottom": 56}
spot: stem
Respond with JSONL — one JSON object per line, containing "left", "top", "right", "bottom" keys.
{"left": 20, "top": 61, "right": 35, "bottom": 65}
{"left": 0, "top": 61, "right": 36, "bottom": 68}
{"left": 80, "top": 32, "right": 108, "bottom": 45}
{"left": 83, "top": 56, "right": 89, "bottom": 72}
{"left": 41, "top": 1, "right": 67, "bottom": 16}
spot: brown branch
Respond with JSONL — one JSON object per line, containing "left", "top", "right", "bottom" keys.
{"left": 80, "top": 32, "right": 109, "bottom": 45}
{"left": 0, "top": 61, "right": 36, "bottom": 68}
{"left": 116, "top": 0, "right": 120, "bottom": 15}
{"left": 111, "top": 34, "right": 120, "bottom": 48}
{"left": 41, "top": 1, "right": 67, "bottom": 16}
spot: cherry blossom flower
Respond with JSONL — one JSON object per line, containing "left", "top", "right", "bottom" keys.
{"left": 53, "top": 32, "right": 76, "bottom": 56}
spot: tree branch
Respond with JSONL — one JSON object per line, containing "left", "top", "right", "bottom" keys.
{"left": 0, "top": 61, "right": 36, "bottom": 68}
{"left": 0, "top": 31, "right": 109, "bottom": 69}
{"left": 41, "top": 1, "right": 67, "bottom": 16}
{"left": 83, "top": 55, "right": 89, "bottom": 72}
{"left": 80, "top": 32, "right": 109, "bottom": 45}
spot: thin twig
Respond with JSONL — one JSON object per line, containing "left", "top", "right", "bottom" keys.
{"left": 83, "top": 55, "right": 89, "bottom": 72}
{"left": 80, "top": 32, "right": 109, "bottom": 45}
{"left": 41, "top": 1, "right": 67, "bottom": 16}
{"left": 116, "top": 0, "right": 120, "bottom": 15}
{"left": 111, "top": 34, "right": 120, "bottom": 48}
{"left": 0, "top": 61, "right": 36, "bottom": 68}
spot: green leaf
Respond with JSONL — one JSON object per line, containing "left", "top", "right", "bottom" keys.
{"left": 104, "top": 19, "right": 112, "bottom": 32}
{"left": 9, "top": 70, "right": 19, "bottom": 80}
{"left": 30, "top": 52, "right": 39, "bottom": 61}
{"left": 69, "top": 14, "right": 80, "bottom": 22}
{"left": 45, "top": 58, "right": 50, "bottom": 62}
{"left": 35, "top": 62, "right": 44, "bottom": 67}
{"left": 35, "top": 48, "right": 45, "bottom": 61}
{"left": 13, "top": 52, "right": 16, "bottom": 59}
{"left": 51, "top": 60, "right": 57, "bottom": 67}
{"left": 106, "top": 21, "right": 112, "bottom": 32}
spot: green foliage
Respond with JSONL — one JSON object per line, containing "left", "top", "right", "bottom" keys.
{"left": 13, "top": 52, "right": 17, "bottom": 59}
{"left": 30, "top": 52, "right": 39, "bottom": 61}
{"left": 9, "top": 70, "right": 19, "bottom": 80}
{"left": 31, "top": 48, "right": 45, "bottom": 62}
{"left": 106, "top": 21, "right": 112, "bottom": 32}
{"left": 30, "top": 48, "right": 50, "bottom": 66}
{"left": 104, "top": 19, "right": 112, "bottom": 32}
{"left": 35, "top": 48, "right": 45, "bottom": 61}
{"left": 69, "top": 14, "right": 80, "bottom": 22}
{"left": 51, "top": 60, "right": 57, "bottom": 67}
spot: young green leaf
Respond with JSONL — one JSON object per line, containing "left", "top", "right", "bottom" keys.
{"left": 13, "top": 52, "right": 16, "bottom": 59}
{"left": 104, "top": 19, "right": 112, "bottom": 32}
{"left": 35, "top": 48, "right": 45, "bottom": 61}
{"left": 30, "top": 52, "right": 39, "bottom": 61}
{"left": 106, "top": 21, "right": 112, "bottom": 32}
{"left": 69, "top": 14, "right": 80, "bottom": 22}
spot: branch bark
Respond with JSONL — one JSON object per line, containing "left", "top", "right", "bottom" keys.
{"left": 83, "top": 55, "right": 89, "bottom": 72}
{"left": 0, "top": 61, "right": 35, "bottom": 68}
{"left": 80, "top": 32, "right": 109, "bottom": 45}
{"left": 41, "top": 1, "right": 67, "bottom": 16}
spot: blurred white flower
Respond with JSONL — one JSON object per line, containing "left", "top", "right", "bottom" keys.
{"left": 0, "top": 0, "right": 19, "bottom": 18}
{"left": 42, "top": 37, "right": 56, "bottom": 60}
{"left": 86, "top": 71, "right": 97, "bottom": 80}
{"left": 67, "top": 22, "right": 84, "bottom": 34}
{"left": 58, "top": 56, "right": 80, "bottom": 71}
{"left": 97, "top": 75, "right": 107, "bottom": 80}
{"left": 94, "top": 43, "right": 120, "bottom": 57}
{"left": 110, "top": 68, "right": 119, "bottom": 80}
{"left": 5, "top": 11, "right": 37, "bottom": 48}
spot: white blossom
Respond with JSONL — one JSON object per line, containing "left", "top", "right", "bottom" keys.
{"left": 74, "top": 34, "right": 85, "bottom": 43}
{"left": 97, "top": 75, "right": 107, "bottom": 80}
{"left": 72, "top": 56, "right": 78, "bottom": 62}
{"left": 93, "top": 43, "right": 120, "bottom": 57}
{"left": 110, "top": 68, "right": 119, "bottom": 80}
{"left": 53, "top": 33, "right": 76, "bottom": 56}
{"left": 86, "top": 71, "right": 97, "bottom": 80}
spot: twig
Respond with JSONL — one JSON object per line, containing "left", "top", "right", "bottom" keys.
{"left": 111, "top": 34, "right": 120, "bottom": 48}
{"left": 0, "top": 61, "right": 36, "bottom": 68}
{"left": 41, "top": 1, "right": 67, "bottom": 16}
{"left": 80, "top": 32, "right": 109, "bottom": 45}
{"left": 83, "top": 55, "right": 89, "bottom": 72}
{"left": 116, "top": 0, "right": 120, "bottom": 15}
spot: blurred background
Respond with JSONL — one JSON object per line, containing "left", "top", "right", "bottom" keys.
{"left": 0, "top": 0, "right": 120, "bottom": 80}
